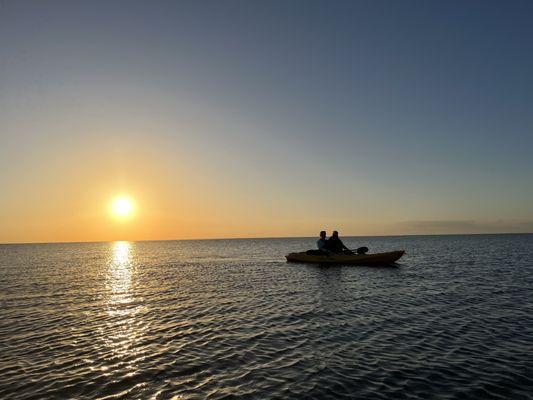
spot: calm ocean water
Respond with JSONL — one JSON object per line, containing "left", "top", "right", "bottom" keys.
{"left": 1, "top": 234, "right": 532, "bottom": 399}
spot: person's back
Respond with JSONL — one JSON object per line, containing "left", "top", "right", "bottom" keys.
{"left": 316, "top": 231, "right": 328, "bottom": 252}
{"left": 326, "top": 231, "right": 349, "bottom": 254}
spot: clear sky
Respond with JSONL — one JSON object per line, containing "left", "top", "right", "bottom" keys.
{"left": 1, "top": 0, "right": 532, "bottom": 243}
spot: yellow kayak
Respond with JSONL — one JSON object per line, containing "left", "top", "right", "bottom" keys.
{"left": 285, "top": 250, "right": 405, "bottom": 265}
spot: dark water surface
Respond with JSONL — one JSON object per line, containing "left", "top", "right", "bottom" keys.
{"left": 1, "top": 235, "right": 532, "bottom": 399}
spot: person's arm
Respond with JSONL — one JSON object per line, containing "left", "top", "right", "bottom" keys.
{"left": 319, "top": 240, "right": 332, "bottom": 255}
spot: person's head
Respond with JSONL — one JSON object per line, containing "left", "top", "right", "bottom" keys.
{"left": 319, "top": 231, "right": 326, "bottom": 239}
{"left": 332, "top": 231, "right": 339, "bottom": 238}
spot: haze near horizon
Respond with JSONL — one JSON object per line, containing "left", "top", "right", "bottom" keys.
{"left": 1, "top": 1, "right": 532, "bottom": 243}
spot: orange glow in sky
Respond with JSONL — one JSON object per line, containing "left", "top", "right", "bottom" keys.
{"left": 1, "top": 2, "right": 532, "bottom": 243}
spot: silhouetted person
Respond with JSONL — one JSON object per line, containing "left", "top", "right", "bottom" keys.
{"left": 326, "top": 231, "right": 352, "bottom": 254}
{"left": 317, "top": 231, "right": 328, "bottom": 252}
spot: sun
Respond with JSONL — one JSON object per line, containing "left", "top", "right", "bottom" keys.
{"left": 110, "top": 196, "right": 135, "bottom": 219}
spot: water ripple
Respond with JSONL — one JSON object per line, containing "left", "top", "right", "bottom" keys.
{"left": 1, "top": 235, "right": 532, "bottom": 399}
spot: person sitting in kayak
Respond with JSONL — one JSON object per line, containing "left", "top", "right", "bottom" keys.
{"left": 326, "top": 231, "right": 353, "bottom": 254}
{"left": 317, "top": 231, "right": 328, "bottom": 252}
{"left": 304, "top": 231, "right": 331, "bottom": 256}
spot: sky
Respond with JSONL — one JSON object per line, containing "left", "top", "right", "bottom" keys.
{"left": 1, "top": 0, "right": 532, "bottom": 243}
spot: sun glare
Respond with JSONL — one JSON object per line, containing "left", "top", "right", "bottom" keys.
{"left": 111, "top": 196, "right": 135, "bottom": 219}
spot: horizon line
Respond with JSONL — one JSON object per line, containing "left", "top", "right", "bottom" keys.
{"left": 1, "top": 231, "right": 532, "bottom": 246}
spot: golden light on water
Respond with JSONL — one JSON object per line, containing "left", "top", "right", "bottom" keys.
{"left": 109, "top": 241, "right": 134, "bottom": 300}
{"left": 104, "top": 241, "right": 145, "bottom": 362}
{"left": 110, "top": 196, "right": 135, "bottom": 220}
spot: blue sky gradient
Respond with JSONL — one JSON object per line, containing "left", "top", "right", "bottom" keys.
{"left": 1, "top": 1, "right": 532, "bottom": 241}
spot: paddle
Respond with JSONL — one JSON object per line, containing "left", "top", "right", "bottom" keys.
{"left": 350, "top": 246, "right": 369, "bottom": 255}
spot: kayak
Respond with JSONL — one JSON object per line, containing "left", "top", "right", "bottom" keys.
{"left": 285, "top": 250, "right": 405, "bottom": 265}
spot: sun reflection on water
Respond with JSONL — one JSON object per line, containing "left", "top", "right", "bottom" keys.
{"left": 109, "top": 241, "right": 134, "bottom": 305}
{"left": 104, "top": 241, "right": 145, "bottom": 363}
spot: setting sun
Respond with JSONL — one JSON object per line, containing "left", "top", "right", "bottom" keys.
{"left": 110, "top": 196, "right": 135, "bottom": 220}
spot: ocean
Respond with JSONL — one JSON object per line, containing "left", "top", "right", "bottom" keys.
{"left": 1, "top": 234, "right": 532, "bottom": 399}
